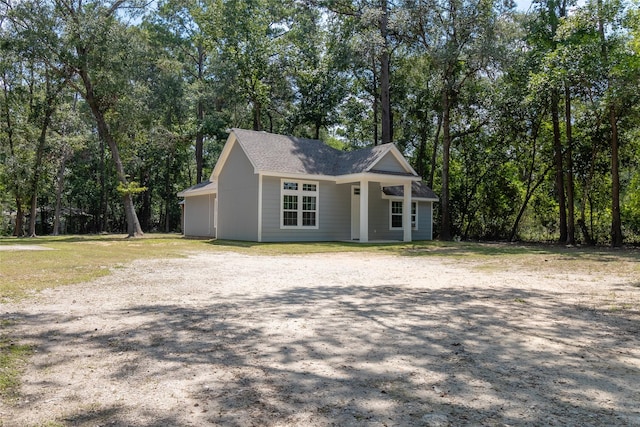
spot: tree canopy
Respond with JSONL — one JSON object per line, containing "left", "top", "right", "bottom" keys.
{"left": 1, "top": 0, "right": 639, "bottom": 245}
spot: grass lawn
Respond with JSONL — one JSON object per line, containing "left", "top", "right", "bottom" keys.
{"left": 2, "top": 233, "right": 638, "bottom": 301}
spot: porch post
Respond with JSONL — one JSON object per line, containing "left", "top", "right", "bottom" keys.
{"left": 360, "top": 179, "right": 369, "bottom": 243}
{"left": 403, "top": 182, "right": 412, "bottom": 242}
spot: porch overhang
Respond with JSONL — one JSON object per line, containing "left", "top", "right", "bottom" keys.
{"left": 177, "top": 180, "right": 218, "bottom": 198}
{"left": 335, "top": 172, "right": 420, "bottom": 185}
{"left": 340, "top": 173, "right": 419, "bottom": 244}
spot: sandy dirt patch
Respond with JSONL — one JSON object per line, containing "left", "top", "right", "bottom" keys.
{"left": 1, "top": 251, "right": 639, "bottom": 426}
{"left": 0, "top": 245, "right": 54, "bottom": 251}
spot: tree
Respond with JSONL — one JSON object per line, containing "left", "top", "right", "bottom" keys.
{"left": 51, "top": 0, "right": 148, "bottom": 237}
{"left": 402, "top": 0, "right": 506, "bottom": 240}
{"left": 151, "top": 0, "right": 214, "bottom": 184}
{"left": 319, "top": 0, "right": 398, "bottom": 144}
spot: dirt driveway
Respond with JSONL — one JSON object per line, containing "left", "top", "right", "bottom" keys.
{"left": 1, "top": 251, "right": 639, "bottom": 426}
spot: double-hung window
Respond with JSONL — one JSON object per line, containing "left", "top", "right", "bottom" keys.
{"left": 281, "top": 180, "right": 319, "bottom": 228}
{"left": 390, "top": 200, "right": 417, "bottom": 230}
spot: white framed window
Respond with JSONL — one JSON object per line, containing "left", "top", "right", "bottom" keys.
{"left": 281, "top": 179, "right": 319, "bottom": 229}
{"left": 390, "top": 200, "right": 417, "bottom": 230}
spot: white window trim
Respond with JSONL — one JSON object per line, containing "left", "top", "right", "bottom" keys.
{"left": 280, "top": 179, "right": 320, "bottom": 229}
{"left": 389, "top": 199, "right": 418, "bottom": 230}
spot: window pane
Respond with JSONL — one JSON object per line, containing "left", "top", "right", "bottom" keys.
{"left": 392, "top": 201, "right": 403, "bottom": 214}
{"left": 303, "top": 196, "right": 316, "bottom": 211}
{"left": 303, "top": 183, "right": 317, "bottom": 192}
{"left": 411, "top": 203, "right": 417, "bottom": 215}
{"left": 283, "top": 195, "right": 298, "bottom": 210}
{"left": 303, "top": 212, "right": 316, "bottom": 226}
{"left": 283, "top": 211, "right": 297, "bottom": 226}
{"left": 391, "top": 214, "right": 403, "bottom": 228}
{"left": 283, "top": 182, "right": 298, "bottom": 190}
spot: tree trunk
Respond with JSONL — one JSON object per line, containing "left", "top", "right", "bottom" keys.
{"left": 610, "top": 107, "right": 622, "bottom": 247}
{"left": 314, "top": 120, "right": 321, "bottom": 140}
{"left": 252, "top": 97, "right": 262, "bottom": 131}
{"left": 195, "top": 45, "right": 205, "bottom": 184}
{"left": 551, "top": 90, "right": 567, "bottom": 243}
{"left": 164, "top": 150, "right": 173, "bottom": 233}
{"left": 564, "top": 84, "right": 575, "bottom": 245}
{"left": 28, "top": 76, "right": 57, "bottom": 237}
{"left": 416, "top": 112, "right": 428, "bottom": 178}
{"left": 428, "top": 112, "right": 442, "bottom": 189}
{"left": 379, "top": 0, "right": 392, "bottom": 144}
{"left": 596, "top": 0, "right": 622, "bottom": 247}
{"left": 371, "top": 54, "right": 379, "bottom": 146}
{"left": 97, "top": 132, "right": 106, "bottom": 232}
{"left": 14, "top": 198, "right": 25, "bottom": 237}
{"left": 79, "top": 68, "right": 144, "bottom": 238}
{"left": 439, "top": 88, "right": 452, "bottom": 241}
{"left": 52, "top": 153, "right": 68, "bottom": 236}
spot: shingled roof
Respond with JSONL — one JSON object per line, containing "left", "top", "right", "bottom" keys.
{"left": 231, "top": 128, "right": 417, "bottom": 177}
{"left": 382, "top": 182, "right": 439, "bottom": 200}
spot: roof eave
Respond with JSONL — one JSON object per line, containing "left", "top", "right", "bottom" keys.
{"left": 258, "top": 171, "right": 337, "bottom": 181}
{"left": 177, "top": 184, "right": 218, "bottom": 198}
{"left": 335, "top": 172, "right": 420, "bottom": 185}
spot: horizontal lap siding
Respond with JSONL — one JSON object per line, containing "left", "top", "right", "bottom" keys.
{"left": 413, "top": 201, "right": 433, "bottom": 240}
{"left": 369, "top": 188, "right": 434, "bottom": 241}
{"left": 261, "top": 177, "right": 350, "bottom": 242}
{"left": 217, "top": 142, "right": 259, "bottom": 241}
{"left": 375, "top": 152, "right": 407, "bottom": 173}
{"left": 184, "top": 194, "right": 215, "bottom": 237}
{"left": 367, "top": 182, "right": 403, "bottom": 241}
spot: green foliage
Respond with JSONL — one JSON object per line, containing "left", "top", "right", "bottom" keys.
{"left": 0, "top": 0, "right": 638, "bottom": 243}
{"left": 116, "top": 181, "right": 147, "bottom": 197}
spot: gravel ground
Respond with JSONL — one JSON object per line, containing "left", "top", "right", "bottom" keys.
{"left": 1, "top": 250, "right": 639, "bottom": 426}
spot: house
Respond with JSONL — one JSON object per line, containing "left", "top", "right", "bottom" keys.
{"left": 177, "top": 128, "right": 438, "bottom": 242}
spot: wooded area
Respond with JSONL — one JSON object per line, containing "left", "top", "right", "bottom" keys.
{"left": 1, "top": 0, "right": 639, "bottom": 244}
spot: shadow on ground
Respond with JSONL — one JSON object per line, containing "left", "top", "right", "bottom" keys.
{"left": 4, "top": 282, "right": 640, "bottom": 426}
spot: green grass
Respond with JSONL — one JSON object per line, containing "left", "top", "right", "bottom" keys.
{"left": 0, "top": 233, "right": 212, "bottom": 300}
{"left": 2, "top": 234, "right": 639, "bottom": 301}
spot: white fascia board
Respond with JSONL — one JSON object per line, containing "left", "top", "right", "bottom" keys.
{"left": 211, "top": 130, "right": 260, "bottom": 179}
{"left": 258, "top": 170, "right": 336, "bottom": 181}
{"left": 210, "top": 132, "right": 236, "bottom": 180}
{"left": 177, "top": 182, "right": 218, "bottom": 198}
{"left": 382, "top": 194, "right": 439, "bottom": 202}
{"left": 335, "top": 172, "right": 420, "bottom": 185}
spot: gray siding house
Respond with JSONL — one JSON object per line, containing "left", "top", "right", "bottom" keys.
{"left": 178, "top": 128, "right": 438, "bottom": 242}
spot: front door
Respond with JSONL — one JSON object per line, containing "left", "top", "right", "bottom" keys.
{"left": 351, "top": 186, "right": 360, "bottom": 240}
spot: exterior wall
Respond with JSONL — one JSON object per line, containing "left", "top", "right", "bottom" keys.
{"left": 414, "top": 201, "right": 434, "bottom": 240}
{"left": 366, "top": 182, "right": 401, "bottom": 241}
{"left": 374, "top": 152, "right": 407, "bottom": 173}
{"left": 183, "top": 194, "right": 215, "bottom": 237}
{"left": 368, "top": 187, "right": 434, "bottom": 241}
{"left": 217, "top": 142, "right": 259, "bottom": 241}
{"left": 261, "top": 176, "right": 351, "bottom": 242}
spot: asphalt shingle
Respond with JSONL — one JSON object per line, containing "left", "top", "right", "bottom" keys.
{"left": 232, "top": 128, "right": 414, "bottom": 177}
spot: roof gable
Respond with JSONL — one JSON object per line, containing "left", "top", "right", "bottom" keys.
{"left": 215, "top": 129, "right": 418, "bottom": 178}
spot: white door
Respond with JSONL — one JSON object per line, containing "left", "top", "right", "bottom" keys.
{"left": 351, "top": 186, "right": 360, "bottom": 240}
